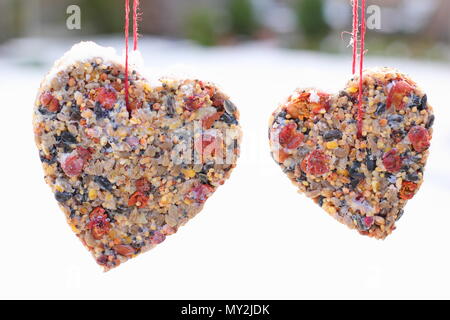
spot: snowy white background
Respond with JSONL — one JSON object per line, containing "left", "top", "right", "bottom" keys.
{"left": 0, "top": 37, "right": 449, "bottom": 299}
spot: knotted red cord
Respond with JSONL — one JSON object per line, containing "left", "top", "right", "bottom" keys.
{"left": 357, "top": 0, "right": 366, "bottom": 138}
{"left": 124, "top": 0, "right": 140, "bottom": 114}
{"left": 352, "top": 0, "right": 359, "bottom": 75}
{"left": 351, "top": 0, "right": 366, "bottom": 139}
{"left": 133, "top": 0, "right": 140, "bottom": 51}
{"left": 124, "top": 0, "right": 130, "bottom": 112}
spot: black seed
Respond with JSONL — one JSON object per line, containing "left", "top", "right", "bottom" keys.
{"left": 131, "top": 241, "right": 145, "bottom": 249}
{"left": 323, "top": 129, "right": 342, "bottom": 141}
{"left": 277, "top": 111, "right": 287, "bottom": 119}
{"left": 407, "top": 94, "right": 421, "bottom": 109}
{"left": 101, "top": 143, "right": 112, "bottom": 153}
{"left": 220, "top": 112, "right": 238, "bottom": 125}
{"left": 296, "top": 171, "right": 307, "bottom": 182}
{"left": 406, "top": 172, "right": 419, "bottom": 182}
{"left": 275, "top": 111, "right": 287, "bottom": 125}
{"left": 60, "top": 131, "right": 77, "bottom": 144}
{"left": 74, "top": 191, "right": 88, "bottom": 204}
{"left": 391, "top": 129, "right": 406, "bottom": 142}
{"left": 318, "top": 196, "right": 324, "bottom": 207}
{"left": 57, "top": 143, "right": 73, "bottom": 153}
{"left": 224, "top": 100, "right": 237, "bottom": 114}
{"left": 94, "top": 176, "right": 113, "bottom": 192}
{"left": 349, "top": 161, "right": 361, "bottom": 174}
{"left": 396, "top": 209, "right": 404, "bottom": 221}
{"left": 419, "top": 94, "right": 428, "bottom": 111}
{"left": 201, "top": 163, "right": 214, "bottom": 174}
{"left": 198, "top": 173, "right": 209, "bottom": 184}
{"left": 69, "top": 104, "right": 82, "bottom": 121}
{"left": 425, "top": 115, "right": 435, "bottom": 129}
{"left": 388, "top": 114, "right": 404, "bottom": 125}
{"left": 38, "top": 107, "right": 54, "bottom": 116}
{"left": 283, "top": 166, "right": 295, "bottom": 173}
{"left": 379, "top": 208, "right": 388, "bottom": 217}
{"left": 375, "top": 102, "right": 386, "bottom": 116}
{"left": 55, "top": 191, "right": 73, "bottom": 203}
{"left": 338, "top": 90, "right": 351, "bottom": 99}
{"left": 166, "top": 95, "right": 175, "bottom": 117}
{"left": 116, "top": 205, "right": 129, "bottom": 214}
{"left": 366, "top": 155, "right": 376, "bottom": 171}
{"left": 39, "top": 150, "right": 57, "bottom": 164}
{"left": 350, "top": 172, "right": 365, "bottom": 189}
{"left": 94, "top": 101, "right": 109, "bottom": 119}
{"left": 407, "top": 155, "right": 421, "bottom": 164}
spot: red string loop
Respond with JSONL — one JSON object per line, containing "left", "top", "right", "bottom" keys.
{"left": 124, "top": 0, "right": 140, "bottom": 114}
{"left": 351, "top": 0, "right": 366, "bottom": 139}
{"left": 133, "top": 0, "right": 140, "bottom": 51}
{"left": 357, "top": 0, "right": 366, "bottom": 138}
{"left": 352, "top": 0, "right": 359, "bottom": 75}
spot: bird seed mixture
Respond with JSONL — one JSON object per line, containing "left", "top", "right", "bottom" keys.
{"left": 33, "top": 42, "right": 242, "bottom": 270}
{"left": 269, "top": 67, "right": 434, "bottom": 239}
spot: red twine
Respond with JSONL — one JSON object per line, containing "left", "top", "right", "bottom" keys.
{"left": 351, "top": 0, "right": 367, "bottom": 139}
{"left": 124, "top": 0, "right": 140, "bottom": 114}
{"left": 357, "top": 0, "right": 366, "bottom": 139}
{"left": 133, "top": 0, "right": 140, "bottom": 51}
{"left": 351, "top": 0, "right": 359, "bottom": 75}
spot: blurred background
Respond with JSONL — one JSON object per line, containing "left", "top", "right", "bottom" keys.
{"left": 1, "top": 0, "right": 450, "bottom": 299}
{"left": 0, "top": 0, "right": 449, "bottom": 60}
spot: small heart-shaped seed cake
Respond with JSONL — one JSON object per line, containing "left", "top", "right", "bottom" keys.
{"left": 33, "top": 42, "right": 241, "bottom": 270}
{"left": 269, "top": 67, "right": 434, "bottom": 239}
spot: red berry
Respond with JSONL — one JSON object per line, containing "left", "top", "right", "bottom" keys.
{"left": 62, "top": 154, "right": 85, "bottom": 177}
{"left": 311, "top": 92, "right": 331, "bottom": 114}
{"left": 202, "top": 134, "right": 216, "bottom": 150}
{"left": 95, "top": 87, "right": 117, "bottom": 110}
{"left": 399, "top": 181, "right": 418, "bottom": 200}
{"left": 202, "top": 112, "right": 223, "bottom": 129}
{"left": 279, "top": 123, "right": 304, "bottom": 149}
{"left": 363, "top": 216, "right": 374, "bottom": 229}
{"left": 96, "top": 255, "right": 108, "bottom": 266}
{"left": 128, "top": 99, "right": 143, "bottom": 111}
{"left": 185, "top": 95, "right": 204, "bottom": 111}
{"left": 75, "top": 146, "right": 93, "bottom": 161}
{"left": 382, "top": 149, "right": 403, "bottom": 173}
{"left": 61, "top": 147, "right": 93, "bottom": 177}
{"left": 408, "top": 126, "right": 430, "bottom": 152}
{"left": 302, "top": 150, "right": 330, "bottom": 176}
{"left": 40, "top": 92, "right": 60, "bottom": 112}
{"left": 88, "top": 207, "right": 111, "bottom": 240}
{"left": 40, "top": 92, "right": 53, "bottom": 106}
{"left": 128, "top": 191, "right": 149, "bottom": 208}
{"left": 188, "top": 184, "right": 214, "bottom": 203}
{"left": 386, "top": 80, "right": 414, "bottom": 111}
{"left": 135, "top": 178, "right": 151, "bottom": 193}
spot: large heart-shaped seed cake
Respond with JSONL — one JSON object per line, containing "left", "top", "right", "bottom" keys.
{"left": 269, "top": 67, "right": 434, "bottom": 239}
{"left": 33, "top": 42, "right": 241, "bottom": 270}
